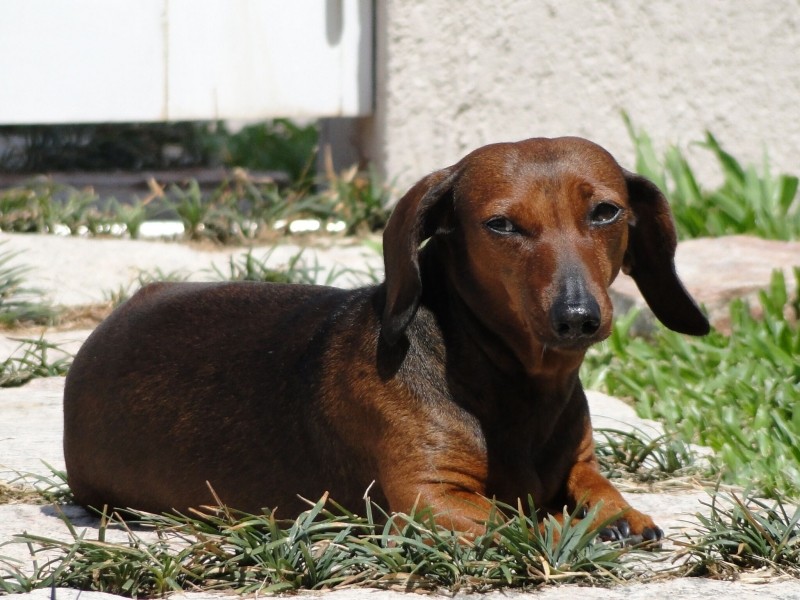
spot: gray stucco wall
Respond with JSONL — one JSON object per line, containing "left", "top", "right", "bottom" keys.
{"left": 358, "top": 0, "right": 800, "bottom": 192}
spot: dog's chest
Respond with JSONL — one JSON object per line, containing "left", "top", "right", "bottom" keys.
{"left": 471, "top": 383, "right": 584, "bottom": 505}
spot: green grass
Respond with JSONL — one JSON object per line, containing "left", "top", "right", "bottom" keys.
{"left": 1, "top": 467, "right": 73, "bottom": 505}
{"left": 211, "top": 248, "right": 321, "bottom": 284}
{"left": 0, "top": 338, "right": 72, "bottom": 387}
{"left": 161, "top": 167, "right": 391, "bottom": 243}
{"left": 0, "top": 430, "right": 691, "bottom": 595}
{"left": 3, "top": 117, "right": 796, "bottom": 242}
{"left": 0, "top": 244, "right": 57, "bottom": 327}
{"left": 5, "top": 469, "right": 799, "bottom": 593}
{"left": 106, "top": 197, "right": 150, "bottom": 239}
{"left": 0, "top": 246, "right": 69, "bottom": 385}
{"left": 104, "top": 269, "right": 188, "bottom": 308}
{"left": 624, "top": 113, "right": 800, "bottom": 240}
{"left": 681, "top": 490, "right": 800, "bottom": 578}
{"left": 0, "top": 169, "right": 392, "bottom": 244}
{"left": 582, "top": 119, "right": 800, "bottom": 499}
{"left": 212, "top": 247, "right": 382, "bottom": 288}
{"left": 218, "top": 118, "right": 319, "bottom": 185}
{"left": 594, "top": 428, "right": 708, "bottom": 484}
{"left": 320, "top": 162, "right": 392, "bottom": 235}
{"left": 0, "top": 184, "right": 56, "bottom": 234}
{"left": 102, "top": 246, "right": 379, "bottom": 311}
{"left": 4, "top": 460, "right": 798, "bottom": 594}
{"left": 0, "top": 495, "right": 645, "bottom": 596}
{"left": 583, "top": 269, "right": 800, "bottom": 498}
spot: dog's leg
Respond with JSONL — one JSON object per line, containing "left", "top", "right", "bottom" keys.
{"left": 392, "top": 491, "right": 495, "bottom": 538}
{"left": 565, "top": 426, "right": 663, "bottom": 542}
{"left": 379, "top": 459, "right": 496, "bottom": 537}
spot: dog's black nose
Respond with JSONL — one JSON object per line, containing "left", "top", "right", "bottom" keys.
{"left": 551, "top": 302, "right": 601, "bottom": 339}
{"left": 550, "top": 276, "right": 601, "bottom": 341}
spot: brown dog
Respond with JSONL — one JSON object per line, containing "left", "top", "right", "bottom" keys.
{"left": 64, "top": 137, "right": 709, "bottom": 540}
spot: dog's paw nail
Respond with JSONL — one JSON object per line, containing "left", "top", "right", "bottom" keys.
{"left": 615, "top": 519, "right": 630, "bottom": 538}
{"left": 598, "top": 527, "right": 621, "bottom": 541}
{"left": 643, "top": 526, "right": 664, "bottom": 541}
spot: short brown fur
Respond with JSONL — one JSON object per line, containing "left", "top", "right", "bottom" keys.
{"left": 64, "top": 137, "right": 709, "bottom": 539}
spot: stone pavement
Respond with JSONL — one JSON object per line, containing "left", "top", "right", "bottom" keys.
{"left": 1, "top": 232, "right": 799, "bottom": 598}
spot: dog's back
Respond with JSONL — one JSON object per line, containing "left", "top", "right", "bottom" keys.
{"left": 63, "top": 281, "right": 381, "bottom": 515}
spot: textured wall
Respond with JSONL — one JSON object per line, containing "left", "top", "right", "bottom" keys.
{"left": 360, "top": 0, "right": 800, "bottom": 191}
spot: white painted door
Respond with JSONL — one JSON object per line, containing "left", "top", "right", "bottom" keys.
{"left": 0, "top": 0, "right": 372, "bottom": 124}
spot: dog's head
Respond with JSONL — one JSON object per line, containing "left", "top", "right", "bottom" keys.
{"left": 381, "top": 137, "right": 709, "bottom": 369}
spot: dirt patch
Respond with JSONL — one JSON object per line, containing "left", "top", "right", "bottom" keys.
{"left": 0, "top": 481, "right": 47, "bottom": 505}
{"left": 0, "top": 304, "right": 112, "bottom": 335}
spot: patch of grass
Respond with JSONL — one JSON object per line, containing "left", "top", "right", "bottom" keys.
{"left": 0, "top": 244, "right": 57, "bottom": 327}
{"left": 0, "top": 183, "right": 140, "bottom": 238}
{"left": 0, "top": 184, "right": 56, "bottom": 234}
{"left": 0, "top": 183, "right": 109, "bottom": 236}
{"left": 0, "top": 467, "right": 73, "bottom": 506}
{"left": 162, "top": 167, "right": 392, "bottom": 243}
{"left": 106, "top": 197, "right": 150, "bottom": 239}
{"left": 211, "top": 249, "right": 320, "bottom": 285}
{"left": 680, "top": 490, "right": 800, "bottom": 578}
{"left": 0, "top": 495, "right": 642, "bottom": 596}
{"left": 154, "top": 176, "right": 320, "bottom": 244}
{"left": 19, "top": 468, "right": 74, "bottom": 505}
{"left": 101, "top": 247, "right": 376, "bottom": 314}
{"left": 594, "top": 428, "right": 707, "bottom": 484}
{"left": 58, "top": 188, "right": 100, "bottom": 236}
{"left": 104, "top": 269, "right": 188, "bottom": 308}
{"left": 320, "top": 155, "right": 392, "bottom": 235}
{"left": 0, "top": 338, "right": 72, "bottom": 387}
{"left": 624, "top": 112, "right": 800, "bottom": 240}
{"left": 6, "top": 469, "right": 799, "bottom": 593}
{"left": 583, "top": 269, "right": 800, "bottom": 498}
{"left": 1, "top": 168, "right": 393, "bottom": 244}
{"left": 211, "top": 247, "right": 381, "bottom": 288}
{"left": 166, "top": 179, "right": 214, "bottom": 241}
{"left": 162, "top": 175, "right": 316, "bottom": 244}
{"left": 102, "top": 248, "right": 377, "bottom": 312}
{"left": 219, "top": 119, "right": 319, "bottom": 185}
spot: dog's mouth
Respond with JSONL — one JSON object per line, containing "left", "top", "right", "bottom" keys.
{"left": 538, "top": 323, "right": 611, "bottom": 353}
{"left": 541, "top": 337, "right": 597, "bottom": 354}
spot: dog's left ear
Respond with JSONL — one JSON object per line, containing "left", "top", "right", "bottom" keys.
{"left": 623, "top": 171, "right": 710, "bottom": 335}
{"left": 381, "top": 165, "right": 460, "bottom": 345}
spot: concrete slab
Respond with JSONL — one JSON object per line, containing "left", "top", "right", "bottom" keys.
{"left": 1, "top": 232, "right": 382, "bottom": 307}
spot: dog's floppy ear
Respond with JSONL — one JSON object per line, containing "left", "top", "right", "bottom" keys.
{"left": 381, "top": 165, "right": 460, "bottom": 345}
{"left": 623, "top": 171, "right": 710, "bottom": 335}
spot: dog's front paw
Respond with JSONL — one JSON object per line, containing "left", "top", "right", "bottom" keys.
{"left": 598, "top": 516, "right": 663, "bottom": 543}
{"left": 595, "top": 507, "right": 663, "bottom": 544}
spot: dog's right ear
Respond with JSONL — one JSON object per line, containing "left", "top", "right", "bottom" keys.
{"left": 623, "top": 170, "right": 710, "bottom": 336}
{"left": 381, "top": 165, "right": 460, "bottom": 345}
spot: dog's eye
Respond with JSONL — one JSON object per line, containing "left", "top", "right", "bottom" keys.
{"left": 590, "top": 202, "right": 622, "bottom": 226}
{"left": 485, "top": 217, "right": 519, "bottom": 234}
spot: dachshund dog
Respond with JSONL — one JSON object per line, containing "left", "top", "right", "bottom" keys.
{"left": 64, "top": 137, "right": 709, "bottom": 541}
